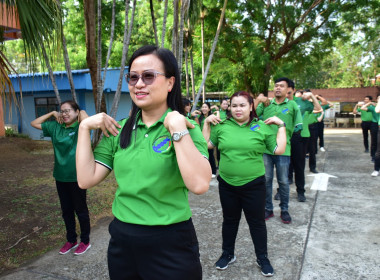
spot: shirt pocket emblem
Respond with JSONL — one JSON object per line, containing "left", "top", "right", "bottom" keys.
{"left": 152, "top": 136, "right": 172, "bottom": 153}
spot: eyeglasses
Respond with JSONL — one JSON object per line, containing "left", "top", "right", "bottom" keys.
{"left": 60, "top": 109, "right": 73, "bottom": 115}
{"left": 125, "top": 70, "right": 166, "bottom": 86}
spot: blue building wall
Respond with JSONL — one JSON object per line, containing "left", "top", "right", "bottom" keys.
{"left": 6, "top": 68, "right": 131, "bottom": 140}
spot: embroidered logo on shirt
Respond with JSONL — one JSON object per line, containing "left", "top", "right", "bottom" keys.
{"left": 250, "top": 124, "right": 260, "bottom": 131}
{"left": 281, "top": 108, "right": 289, "bottom": 114}
{"left": 152, "top": 136, "right": 172, "bottom": 153}
{"left": 69, "top": 132, "right": 76, "bottom": 136}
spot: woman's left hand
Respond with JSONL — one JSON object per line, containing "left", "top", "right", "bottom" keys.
{"left": 164, "top": 111, "right": 195, "bottom": 134}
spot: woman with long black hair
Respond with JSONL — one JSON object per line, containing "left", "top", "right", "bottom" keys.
{"left": 76, "top": 45, "right": 211, "bottom": 280}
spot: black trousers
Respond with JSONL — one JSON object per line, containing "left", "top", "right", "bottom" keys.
{"left": 56, "top": 181, "right": 90, "bottom": 244}
{"left": 361, "top": 121, "right": 372, "bottom": 151}
{"left": 107, "top": 218, "right": 202, "bottom": 280}
{"left": 208, "top": 148, "right": 217, "bottom": 174}
{"left": 375, "top": 128, "right": 380, "bottom": 171}
{"left": 289, "top": 132, "right": 307, "bottom": 194}
{"left": 370, "top": 122, "right": 379, "bottom": 159}
{"left": 308, "top": 123, "right": 318, "bottom": 171}
{"left": 218, "top": 175, "right": 267, "bottom": 258}
{"left": 317, "top": 121, "right": 325, "bottom": 148}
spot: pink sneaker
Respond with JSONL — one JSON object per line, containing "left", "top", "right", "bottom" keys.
{"left": 74, "top": 242, "right": 91, "bottom": 255}
{"left": 59, "top": 242, "right": 78, "bottom": 255}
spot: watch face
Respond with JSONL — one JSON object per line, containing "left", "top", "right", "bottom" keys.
{"left": 173, "top": 133, "right": 180, "bottom": 141}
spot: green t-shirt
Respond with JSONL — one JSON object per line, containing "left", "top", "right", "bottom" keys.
{"left": 256, "top": 98, "right": 303, "bottom": 156}
{"left": 93, "top": 109, "right": 208, "bottom": 226}
{"left": 210, "top": 118, "right": 277, "bottom": 186}
{"left": 219, "top": 109, "right": 228, "bottom": 121}
{"left": 294, "top": 97, "right": 314, "bottom": 138}
{"left": 42, "top": 121, "right": 79, "bottom": 182}
{"left": 367, "top": 105, "right": 379, "bottom": 123}
{"left": 357, "top": 108, "right": 373, "bottom": 122}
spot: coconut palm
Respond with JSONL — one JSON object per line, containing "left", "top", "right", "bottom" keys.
{"left": 0, "top": 0, "right": 62, "bottom": 136}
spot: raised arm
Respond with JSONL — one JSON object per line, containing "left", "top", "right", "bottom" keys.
{"left": 164, "top": 111, "right": 211, "bottom": 195}
{"left": 263, "top": 116, "right": 287, "bottom": 155}
{"left": 30, "top": 111, "right": 60, "bottom": 130}
{"left": 202, "top": 114, "right": 221, "bottom": 149}
{"left": 76, "top": 113, "right": 121, "bottom": 189}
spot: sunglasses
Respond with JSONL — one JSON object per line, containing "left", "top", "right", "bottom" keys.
{"left": 125, "top": 70, "right": 166, "bottom": 86}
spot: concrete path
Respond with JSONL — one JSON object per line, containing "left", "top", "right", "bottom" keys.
{"left": 1, "top": 128, "right": 379, "bottom": 280}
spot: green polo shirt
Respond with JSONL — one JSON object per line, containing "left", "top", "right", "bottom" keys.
{"left": 357, "top": 108, "right": 373, "bottom": 122}
{"left": 210, "top": 118, "right": 277, "bottom": 186}
{"left": 367, "top": 105, "right": 379, "bottom": 123}
{"left": 41, "top": 121, "right": 79, "bottom": 182}
{"left": 256, "top": 98, "right": 303, "bottom": 156}
{"left": 219, "top": 109, "right": 228, "bottom": 121}
{"left": 93, "top": 109, "right": 208, "bottom": 226}
{"left": 294, "top": 97, "right": 314, "bottom": 138}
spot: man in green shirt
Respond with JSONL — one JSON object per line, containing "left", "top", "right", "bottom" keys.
{"left": 360, "top": 98, "right": 379, "bottom": 162}
{"left": 256, "top": 77, "right": 303, "bottom": 224}
{"left": 353, "top": 96, "right": 373, "bottom": 153}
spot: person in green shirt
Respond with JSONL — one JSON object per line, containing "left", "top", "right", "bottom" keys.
{"left": 360, "top": 98, "right": 379, "bottom": 162}
{"left": 255, "top": 77, "right": 303, "bottom": 223}
{"left": 193, "top": 102, "right": 217, "bottom": 177}
{"left": 30, "top": 100, "right": 91, "bottom": 256}
{"left": 353, "top": 96, "right": 374, "bottom": 153}
{"left": 202, "top": 91, "right": 286, "bottom": 277}
{"left": 371, "top": 94, "right": 380, "bottom": 176}
{"left": 76, "top": 45, "right": 211, "bottom": 280}
{"left": 315, "top": 95, "right": 333, "bottom": 152}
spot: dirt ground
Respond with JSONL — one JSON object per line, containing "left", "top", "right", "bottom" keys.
{"left": 0, "top": 137, "right": 115, "bottom": 275}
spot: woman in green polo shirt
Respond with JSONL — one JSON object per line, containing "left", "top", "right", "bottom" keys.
{"left": 76, "top": 45, "right": 211, "bottom": 280}
{"left": 30, "top": 101, "right": 91, "bottom": 256}
{"left": 202, "top": 91, "right": 286, "bottom": 277}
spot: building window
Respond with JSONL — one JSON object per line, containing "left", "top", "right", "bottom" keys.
{"left": 34, "top": 97, "right": 59, "bottom": 118}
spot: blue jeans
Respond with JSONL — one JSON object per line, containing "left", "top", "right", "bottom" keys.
{"left": 263, "top": 154, "right": 290, "bottom": 212}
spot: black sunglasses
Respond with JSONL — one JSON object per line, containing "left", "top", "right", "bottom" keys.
{"left": 125, "top": 70, "right": 166, "bottom": 86}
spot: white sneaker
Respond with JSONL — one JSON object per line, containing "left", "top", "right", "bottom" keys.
{"left": 371, "top": 171, "right": 379, "bottom": 177}
{"left": 212, "top": 174, "right": 216, "bottom": 179}
{"left": 320, "top": 147, "right": 326, "bottom": 152}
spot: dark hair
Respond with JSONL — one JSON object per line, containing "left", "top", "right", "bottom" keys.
{"left": 365, "top": 95, "right": 373, "bottom": 100}
{"left": 198, "top": 102, "right": 211, "bottom": 125}
{"left": 275, "top": 77, "right": 294, "bottom": 90}
{"left": 120, "top": 45, "right": 184, "bottom": 148}
{"left": 61, "top": 100, "right": 80, "bottom": 111}
{"left": 229, "top": 91, "right": 258, "bottom": 124}
{"left": 182, "top": 98, "right": 191, "bottom": 107}
{"left": 305, "top": 89, "right": 311, "bottom": 92}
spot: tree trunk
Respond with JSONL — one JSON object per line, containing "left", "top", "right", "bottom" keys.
{"left": 161, "top": 0, "right": 169, "bottom": 48}
{"left": 189, "top": 46, "right": 195, "bottom": 101}
{"left": 200, "top": 8, "right": 205, "bottom": 103}
{"left": 192, "top": 0, "right": 228, "bottom": 111}
{"left": 83, "top": 0, "right": 99, "bottom": 112}
{"left": 172, "top": 0, "right": 179, "bottom": 58}
{"left": 96, "top": 0, "right": 102, "bottom": 113}
{"left": 57, "top": 0, "right": 77, "bottom": 103}
{"left": 110, "top": 0, "right": 136, "bottom": 118}
{"left": 184, "top": 31, "right": 190, "bottom": 98}
{"left": 41, "top": 44, "right": 61, "bottom": 105}
{"left": 149, "top": 0, "right": 159, "bottom": 46}
{"left": 177, "top": 0, "right": 189, "bottom": 81}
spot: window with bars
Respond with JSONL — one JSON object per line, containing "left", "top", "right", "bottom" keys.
{"left": 34, "top": 97, "right": 59, "bottom": 119}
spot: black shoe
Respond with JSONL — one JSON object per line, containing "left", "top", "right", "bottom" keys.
{"left": 215, "top": 251, "right": 236, "bottom": 270}
{"left": 274, "top": 192, "right": 280, "bottom": 200}
{"left": 280, "top": 211, "right": 292, "bottom": 224}
{"left": 310, "top": 169, "right": 319, "bottom": 174}
{"left": 265, "top": 210, "right": 274, "bottom": 220}
{"left": 298, "top": 193, "right": 306, "bottom": 202}
{"left": 256, "top": 255, "right": 274, "bottom": 277}
{"left": 371, "top": 158, "right": 375, "bottom": 162}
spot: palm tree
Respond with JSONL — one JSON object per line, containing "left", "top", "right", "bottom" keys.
{"left": 0, "top": 0, "right": 62, "bottom": 136}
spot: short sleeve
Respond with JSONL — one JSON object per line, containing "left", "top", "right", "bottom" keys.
{"left": 263, "top": 124, "right": 278, "bottom": 154}
{"left": 209, "top": 124, "right": 219, "bottom": 148}
{"left": 188, "top": 120, "right": 209, "bottom": 159}
{"left": 41, "top": 121, "right": 56, "bottom": 138}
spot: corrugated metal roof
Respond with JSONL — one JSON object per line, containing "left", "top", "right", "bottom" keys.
{"left": 9, "top": 67, "right": 128, "bottom": 78}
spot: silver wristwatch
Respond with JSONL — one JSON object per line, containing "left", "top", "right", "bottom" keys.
{"left": 172, "top": 130, "right": 190, "bottom": 142}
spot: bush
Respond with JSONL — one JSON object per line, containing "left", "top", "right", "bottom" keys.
{"left": 5, "top": 128, "right": 30, "bottom": 139}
